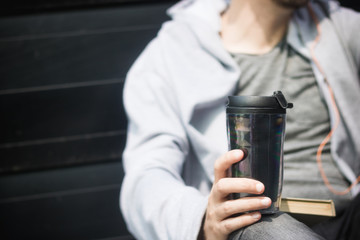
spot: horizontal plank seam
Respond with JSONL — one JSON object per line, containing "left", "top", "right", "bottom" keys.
{"left": 1, "top": 1, "right": 166, "bottom": 11}
{"left": 0, "top": 183, "right": 121, "bottom": 204}
{"left": 0, "top": 130, "right": 126, "bottom": 148}
{"left": 0, "top": 24, "right": 160, "bottom": 42}
{"left": 0, "top": 78, "right": 124, "bottom": 95}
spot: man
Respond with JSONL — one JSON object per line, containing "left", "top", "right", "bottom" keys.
{"left": 120, "top": 0, "right": 360, "bottom": 239}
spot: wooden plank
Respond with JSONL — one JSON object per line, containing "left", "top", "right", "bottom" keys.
{"left": 0, "top": 83, "right": 126, "bottom": 142}
{"left": 0, "top": 133, "right": 126, "bottom": 173}
{"left": 0, "top": 30, "right": 156, "bottom": 90}
{"left": 0, "top": 4, "right": 171, "bottom": 38}
{"left": 0, "top": 185, "right": 129, "bottom": 239}
{"left": 0, "top": 0, "right": 175, "bottom": 17}
{"left": 0, "top": 161, "right": 123, "bottom": 201}
{"left": 0, "top": 161, "right": 129, "bottom": 239}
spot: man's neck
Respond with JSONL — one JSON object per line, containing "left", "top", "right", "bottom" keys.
{"left": 220, "top": 0, "right": 294, "bottom": 55}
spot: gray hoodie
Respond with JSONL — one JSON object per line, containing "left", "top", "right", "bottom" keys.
{"left": 121, "top": 0, "right": 360, "bottom": 239}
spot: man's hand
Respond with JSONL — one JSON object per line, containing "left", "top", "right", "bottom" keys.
{"left": 203, "top": 150, "right": 272, "bottom": 240}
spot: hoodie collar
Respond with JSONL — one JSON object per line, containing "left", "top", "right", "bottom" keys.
{"left": 167, "top": 0, "right": 319, "bottom": 65}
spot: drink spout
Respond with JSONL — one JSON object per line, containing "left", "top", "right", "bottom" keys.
{"left": 273, "top": 91, "right": 293, "bottom": 109}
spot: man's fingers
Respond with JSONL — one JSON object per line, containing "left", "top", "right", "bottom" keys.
{"left": 214, "top": 178, "right": 265, "bottom": 199}
{"left": 215, "top": 197, "right": 272, "bottom": 220}
{"left": 214, "top": 150, "right": 244, "bottom": 182}
{"left": 217, "top": 211, "right": 262, "bottom": 236}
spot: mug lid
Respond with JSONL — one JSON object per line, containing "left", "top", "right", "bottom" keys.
{"left": 227, "top": 91, "right": 293, "bottom": 113}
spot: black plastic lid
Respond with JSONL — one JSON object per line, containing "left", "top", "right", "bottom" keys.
{"left": 227, "top": 91, "right": 293, "bottom": 114}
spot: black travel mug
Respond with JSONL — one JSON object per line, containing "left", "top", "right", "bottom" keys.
{"left": 226, "top": 91, "right": 293, "bottom": 214}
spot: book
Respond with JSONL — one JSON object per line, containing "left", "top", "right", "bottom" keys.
{"left": 280, "top": 197, "right": 336, "bottom": 216}
{"left": 280, "top": 197, "right": 336, "bottom": 226}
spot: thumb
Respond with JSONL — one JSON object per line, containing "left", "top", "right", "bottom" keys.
{"left": 214, "top": 149, "right": 244, "bottom": 183}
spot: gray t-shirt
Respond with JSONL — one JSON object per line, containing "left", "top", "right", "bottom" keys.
{"left": 231, "top": 38, "right": 352, "bottom": 208}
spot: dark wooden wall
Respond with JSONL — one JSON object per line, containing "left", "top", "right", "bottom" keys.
{"left": 0, "top": 1, "right": 175, "bottom": 239}
{"left": 0, "top": 1, "right": 176, "bottom": 174}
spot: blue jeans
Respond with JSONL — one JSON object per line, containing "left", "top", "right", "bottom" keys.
{"left": 228, "top": 212, "right": 325, "bottom": 240}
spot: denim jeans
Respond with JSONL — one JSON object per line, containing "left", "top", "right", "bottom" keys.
{"left": 228, "top": 212, "right": 325, "bottom": 240}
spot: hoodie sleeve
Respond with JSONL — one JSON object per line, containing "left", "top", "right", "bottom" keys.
{"left": 120, "top": 35, "right": 208, "bottom": 240}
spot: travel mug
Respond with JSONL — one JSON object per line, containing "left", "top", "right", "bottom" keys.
{"left": 226, "top": 91, "right": 293, "bottom": 214}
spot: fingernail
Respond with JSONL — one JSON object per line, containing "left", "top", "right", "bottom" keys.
{"left": 261, "top": 198, "right": 271, "bottom": 206}
{"left": 233, "top": 150, "right": 242, "bottom": 159}
{"left": 251, "top": 212, "right": 261, "bottom": 219}
{"left": 256, "top": 183, "right": 263, "bottom": 193}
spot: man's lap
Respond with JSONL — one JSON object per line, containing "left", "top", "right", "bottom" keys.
{"left": 228, "top": 212, "right": 325, "bottom": 240}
